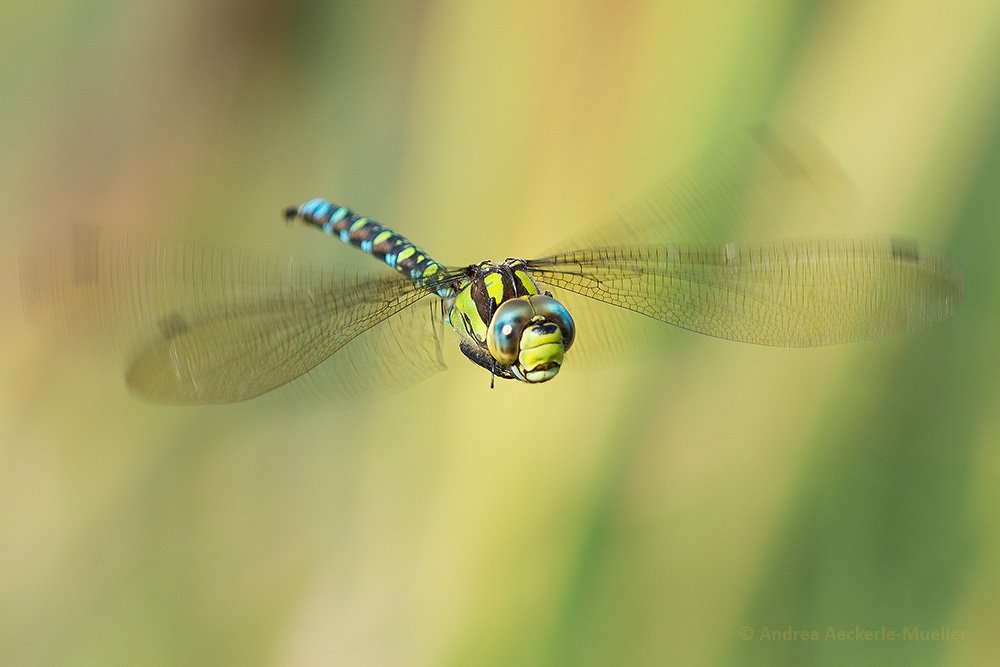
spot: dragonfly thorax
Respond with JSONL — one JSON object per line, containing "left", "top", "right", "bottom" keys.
{"left": 448, "top": 260, "right": 575, "bottom": 384}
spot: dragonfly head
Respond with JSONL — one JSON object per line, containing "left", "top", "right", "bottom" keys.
{"left": 487, "top": 294, "right": 576, "bottom": 383}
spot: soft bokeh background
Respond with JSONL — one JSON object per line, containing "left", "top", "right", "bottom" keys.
{"left": 2, "top": 1, "right": 998, "bottom": 665}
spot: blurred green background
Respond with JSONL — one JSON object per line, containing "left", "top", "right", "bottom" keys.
{"left": 2, "top": 1, "right": 998, "bottom": 665}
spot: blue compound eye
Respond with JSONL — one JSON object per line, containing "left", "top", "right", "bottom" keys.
{"left": 486, "top": 295, "right": 577, "bottom": 367}
{"left": 487, "top": 298, "right": 534, "bottom": 364}
{"left": 527, "top": 295, "right": 575, "bottom": 351}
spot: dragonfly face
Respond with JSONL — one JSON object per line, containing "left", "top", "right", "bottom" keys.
{"left": 487, "top": 294, "right": 576, "bottom": 382}
{"left": 447, "top": 260, "right": 576, "bottom": 383}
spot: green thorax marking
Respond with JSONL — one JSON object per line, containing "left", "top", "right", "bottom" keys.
{"left": 450, "top": 260, "right": 542, "bottom": 346}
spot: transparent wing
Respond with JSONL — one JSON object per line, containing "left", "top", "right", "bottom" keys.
{"left": 527, "top": 237, "right": 964, "bottom": 348}
{"left": 547, "top": 124, "right": 859, "bottom": 254}
{"left": 20, "top": 227, "right": 450, "bottom": 404}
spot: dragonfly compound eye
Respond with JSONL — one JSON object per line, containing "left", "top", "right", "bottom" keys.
{"left": 487, "top": 295, "right": 576, "bottom": 383}
{"left": 526, "top": 295, "right": 575, "bottom": 351}
{"left": 487, "top": 297, "right": 534, "bottom": 365}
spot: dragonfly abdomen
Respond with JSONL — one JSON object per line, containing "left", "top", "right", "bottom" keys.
{"left": 286, "top": 198, "right": 444, "bottom": 290}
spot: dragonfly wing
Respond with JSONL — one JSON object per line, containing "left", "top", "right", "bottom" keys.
{"left": 527, "top": 237, "right": 964, "bottom": 347}
{"left": 270, "top": 294, "right": 450, "bottom": 405}
{"left": 20, "top": 226, "right": 441, "bottom": 404}
{"left": 545, "top": 125, "right": 858, "bottom": 254}
{"left": 122, "top": 278, "right": 432, "bottom": 403}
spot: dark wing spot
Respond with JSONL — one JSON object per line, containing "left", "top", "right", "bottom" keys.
{"left": 158, "top": 313, "right": 189, "bottom": 339}
{"left": 891, "top": 239, "right": 920, "bottom": 263}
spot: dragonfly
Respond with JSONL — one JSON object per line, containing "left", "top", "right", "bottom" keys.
{"left": 20, "top": 146, "right": 965, "bottom": 404}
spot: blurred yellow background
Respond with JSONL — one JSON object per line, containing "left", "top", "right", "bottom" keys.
{"left": 2, "top": 1, "right": 998, "bottom": 665}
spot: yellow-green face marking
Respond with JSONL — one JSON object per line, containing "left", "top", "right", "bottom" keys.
{"left": 484, "top": 293, "right": 576, "bottom": 383}
{"left": 514, "top": 323, "right": 567, "bottom": 382}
